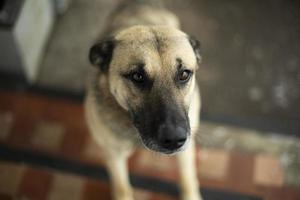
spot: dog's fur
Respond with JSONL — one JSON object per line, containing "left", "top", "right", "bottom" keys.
{"left": 85, "top": 1, "right": 202, "bottom": 199}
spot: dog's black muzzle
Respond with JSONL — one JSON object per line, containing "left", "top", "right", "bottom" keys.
{"left": 131, "top": 97, "right": 190, "bottom": 154}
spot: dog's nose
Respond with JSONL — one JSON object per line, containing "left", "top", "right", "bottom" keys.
{"left": 158, "top": 125, "right": 187, "bottom": 150}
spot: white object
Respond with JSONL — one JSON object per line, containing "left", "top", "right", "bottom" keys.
{"left": 0, "top": 0, "right": 55, "bottom": 82}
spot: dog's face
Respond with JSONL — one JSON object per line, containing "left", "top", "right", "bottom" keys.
{"left": 90, "top": 26, "right": 201, "bottom": 154}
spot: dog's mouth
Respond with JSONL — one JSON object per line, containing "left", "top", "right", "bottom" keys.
{"left": 132, "top": 117, "right": 191, "bottom": 155}
{"left": 139, "top": 134, "right": 190, "bottom": 155}
{"left": 132, "top": 120, "right": 191, "bottom": 154}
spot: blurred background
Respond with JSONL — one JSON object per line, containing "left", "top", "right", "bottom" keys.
{"left": 0, "top": 0, "right": 299, "bottom": 200}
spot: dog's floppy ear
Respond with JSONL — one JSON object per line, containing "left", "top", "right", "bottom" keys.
{"left": 188, "top": 35, "right": 202, "bottom": 65}
{"left": 89, "top": 38, "right": 115, "bottom": 72}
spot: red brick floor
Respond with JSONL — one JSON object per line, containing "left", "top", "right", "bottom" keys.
{"left": 0, "top": 91, "right": 299, "bottom": 200}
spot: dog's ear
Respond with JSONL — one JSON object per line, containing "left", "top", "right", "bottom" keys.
{"left": 188, "top": 35, "right": 202, "bottom": 65}
{"left": 89, "top": 38, "right": 115, "bottom": 72}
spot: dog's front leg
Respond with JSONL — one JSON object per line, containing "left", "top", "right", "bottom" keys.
{"left": 176, "top": 140, "right": 203, "bottom": 200}
{"left": 105, "top": 153, "right": 134, "bottom": 200}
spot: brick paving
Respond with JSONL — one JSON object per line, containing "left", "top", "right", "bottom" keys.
{"left": 0, "top": 91, "right": 299, "bottom": 200}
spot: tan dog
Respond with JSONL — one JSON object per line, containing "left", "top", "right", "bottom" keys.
{"left": 85, "top": 1, "right": 202, "bottom": 200}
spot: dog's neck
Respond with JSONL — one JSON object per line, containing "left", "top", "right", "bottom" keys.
{"left": 92, "top": 72, "right": 122, "bottom": 111}
{"left": 89, "top": 70, "right": 140, "bottom": 142}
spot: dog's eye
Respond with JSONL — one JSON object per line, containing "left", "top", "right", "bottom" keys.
{"left": 178, "top": 70, "right": 192, "bottom": 83}
{"left": 131, "top": 72, "right": 144, "bottom": 83}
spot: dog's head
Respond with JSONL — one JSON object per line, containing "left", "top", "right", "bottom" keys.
{"left": 89, "top": 25, "right": 201, "bottom": 154}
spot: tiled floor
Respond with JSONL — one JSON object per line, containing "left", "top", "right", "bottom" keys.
{"left": 0, "top": 160, "right": 175, "bottom": 200}
{"left": 0, "top": 91, "right": 299, "bottom": 200}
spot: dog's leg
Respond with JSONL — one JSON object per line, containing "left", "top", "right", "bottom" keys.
{"left": 176, "top": 140, "right": 203, "bottom": 200}
{"left": 105, "top": 152, "right": 134, "bottom": 200}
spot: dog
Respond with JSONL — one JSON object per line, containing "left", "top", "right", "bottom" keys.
{"left": 85, "top": 1, "right": 202, "bottom": 200}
